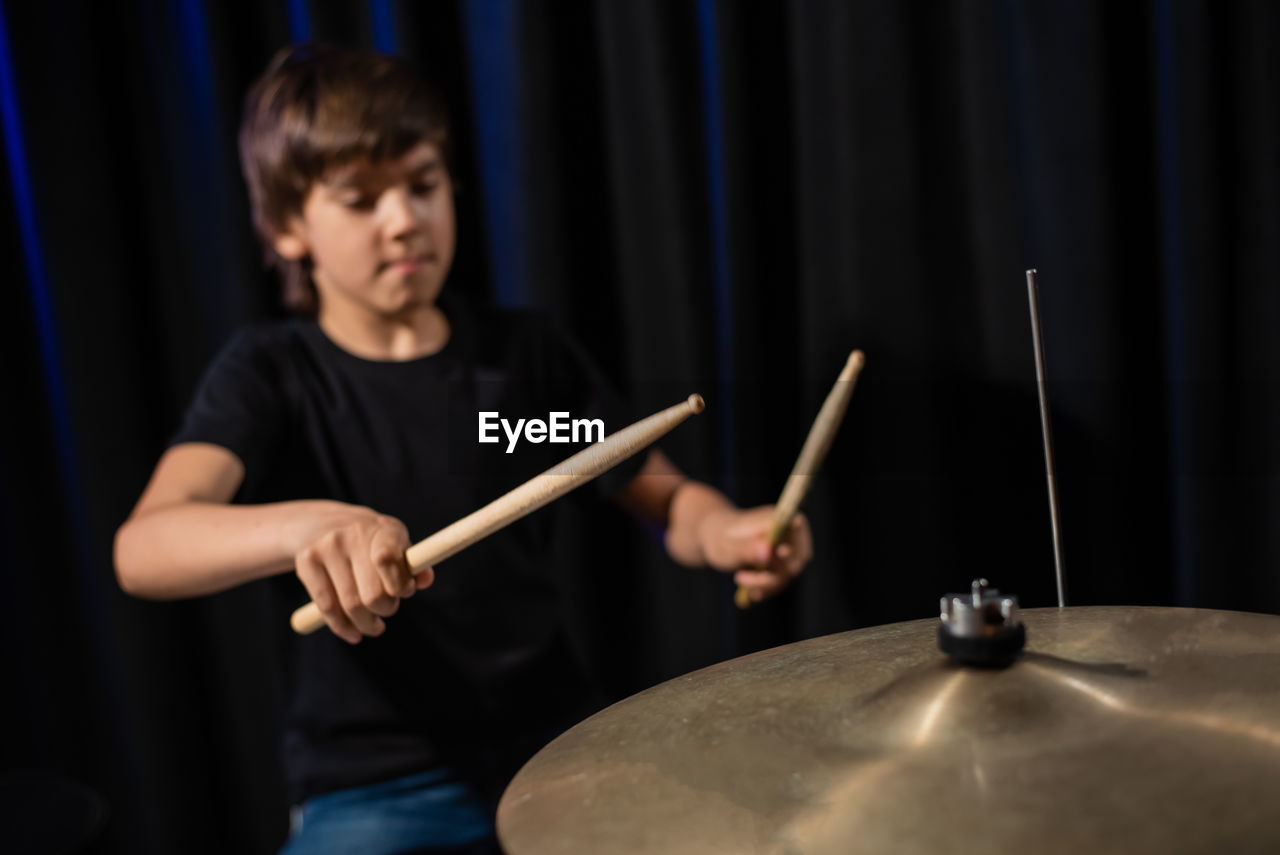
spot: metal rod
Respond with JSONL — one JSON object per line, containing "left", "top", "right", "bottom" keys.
{"left": 1026, "top": 269, "right": 1067, "bottom": 608}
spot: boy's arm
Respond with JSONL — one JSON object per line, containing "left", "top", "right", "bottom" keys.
{"left": 615, "top": 450, "right": 812, "bottom": 602}
{"left": 114, "top": 442, "right": 428, "bottom": 643}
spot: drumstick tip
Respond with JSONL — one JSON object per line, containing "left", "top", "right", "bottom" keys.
{"left": 840, "top": 350, "right": 865, "bottom": 381}
{"left": 687, "top": 394, "right": 706, "bottom": 414}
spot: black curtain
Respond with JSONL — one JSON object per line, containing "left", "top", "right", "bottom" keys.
{"left": 2, "top": 1, "right": 1277, "bottom": 852}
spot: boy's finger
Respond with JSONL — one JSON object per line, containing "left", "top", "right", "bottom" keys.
{"left": 746, "top": 539, "right": 771, "bottom": 566}
{"left": 353, "top": 557, "right": 400, "bottom": 620}
{"left": 372, "top": 554, "right": 410, "bottom": 600}
{"left": 734, "top": 578, "right": 778, "bottom": 604}
{"left": 723, "top": 509, "right": 774, "bottom": 539}
{"left": 734, "top": 569, "right": 776, "bottom": 589}
{"left": 768, "top": 550, "right": 802, "bottom": 577}
{"left": 295, "top": 553, "right": 362, "bottom": 644}
{"left": 370, "top": 521, "right": 412, "bottom": 597}
{"left": 325, "top": 552, "right": 384, "bottom": 636}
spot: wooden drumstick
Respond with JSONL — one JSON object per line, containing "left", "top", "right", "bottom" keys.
{"left": 292, "top": 394, "right": 707, "bottom": 635}
{"left": 735, "top": 350, "right": 864, "bottom": 609}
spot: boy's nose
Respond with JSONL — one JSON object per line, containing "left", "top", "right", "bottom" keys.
{"left": 378, "top": 187, "right": 421, "bottom": 236}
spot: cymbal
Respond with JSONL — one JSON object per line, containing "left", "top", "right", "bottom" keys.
{"left": 497, "top": 607, "right": 1280, "bottom": 854}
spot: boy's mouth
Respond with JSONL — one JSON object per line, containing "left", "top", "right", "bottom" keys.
{"left": 379, "top": 254, "right": 431, "bottom": 274}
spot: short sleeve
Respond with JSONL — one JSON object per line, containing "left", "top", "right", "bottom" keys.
{"left": 170, "top": 327, "right": 288, "bottom": 480}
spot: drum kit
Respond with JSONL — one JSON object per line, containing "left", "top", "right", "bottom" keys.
{"left": 495, "top": 272, "right": 1280, "bottom": 853}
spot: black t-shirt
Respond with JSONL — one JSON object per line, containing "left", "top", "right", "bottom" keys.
{"left": 172, "top": 295, "right": 640, "bottom": 802}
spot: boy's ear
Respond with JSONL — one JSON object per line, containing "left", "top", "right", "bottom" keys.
{"left": 272, "top": 220, "right": 309, "bottom": 261}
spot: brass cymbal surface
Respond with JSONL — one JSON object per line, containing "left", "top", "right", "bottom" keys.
{"left": 497, "top": 607, "right": 1280, "bottom": 855}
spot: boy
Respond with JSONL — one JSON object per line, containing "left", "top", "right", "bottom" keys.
{"left": 114, "top": 44, "right": 810, "bottom": 854}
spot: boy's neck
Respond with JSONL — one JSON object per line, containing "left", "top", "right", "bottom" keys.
{"left": 317, "top": 302, "right": 451, "bottom": 361}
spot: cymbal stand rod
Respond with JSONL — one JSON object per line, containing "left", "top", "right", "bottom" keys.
{"left": 1027, "top": 269, "right": 1067, "bottom": 608}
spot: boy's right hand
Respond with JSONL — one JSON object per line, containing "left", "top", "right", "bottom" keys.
{"left": 292, "top": 504, "right": 433, "bottom": 644}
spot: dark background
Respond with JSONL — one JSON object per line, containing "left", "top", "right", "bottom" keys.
{"left": 2, "top": 1, "right": 1277, "bottom": 852}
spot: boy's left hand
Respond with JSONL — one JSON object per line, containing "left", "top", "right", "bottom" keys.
{"left": 698, "top": 506, "right": 812, "bottom": 603}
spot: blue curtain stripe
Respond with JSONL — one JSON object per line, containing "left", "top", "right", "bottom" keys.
{"left": 288, "top": 0, "right": 311, "bottom": 43}
{"left": 463, "top": 0, "right": 526, "bottom": 307}
{"left": 1153, "top": 0, "right": 1191, "bottom": 607}
{"left": 696, "top": 0, "right": 736, "bottom": 494}
{"left": 369, "top": 0, "right": 396, "bottom": 54}
{"left": 0, "top": 0, "right": 82, "bottom": 520}
{"left": 696, "top": 0, "right": 742, "bottom": 655}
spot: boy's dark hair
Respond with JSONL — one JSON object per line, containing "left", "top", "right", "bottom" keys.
{"left": 239, "top": 43, "right": 451, "bottom": 314}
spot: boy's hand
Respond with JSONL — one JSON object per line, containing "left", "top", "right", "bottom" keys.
{"left": 291, "top": 505, "right": 433, "bottom": 644}
{"left": 697, "top": 506, "right": 812, "bottom": 604}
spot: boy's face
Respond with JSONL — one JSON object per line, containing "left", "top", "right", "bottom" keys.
{"left": 274, "top": 141, "right": 456, "bottom": 321}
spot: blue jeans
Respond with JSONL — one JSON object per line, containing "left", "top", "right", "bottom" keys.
{"left": 280, "top": 768, "right": 500, "bottom": 855}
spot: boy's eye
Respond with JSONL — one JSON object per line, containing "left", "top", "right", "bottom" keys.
{"left": 339, "top": 193, "right": 377, "bottom": 211}
{"left": 411, "top": 180, "right": 439, "bottom": 197}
